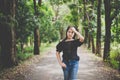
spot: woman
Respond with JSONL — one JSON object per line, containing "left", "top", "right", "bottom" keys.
{"left": 56, "top": 26, "right": 84, "bottom": 80}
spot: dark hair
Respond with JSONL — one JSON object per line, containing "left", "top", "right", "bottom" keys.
{"left": 62, "top": 26, "right": 78, "bottom": 41}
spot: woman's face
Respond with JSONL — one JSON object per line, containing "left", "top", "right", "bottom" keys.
{"left": 67, "top": 27, "right": 75, "bottom": 39}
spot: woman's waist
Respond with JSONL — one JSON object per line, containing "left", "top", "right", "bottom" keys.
{"left": 63, "top": 56, "right": 79, "bottom": 62}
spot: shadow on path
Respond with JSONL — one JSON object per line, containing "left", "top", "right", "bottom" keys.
{"left": 0, "top": 45, "right": 120, "bottom": 80}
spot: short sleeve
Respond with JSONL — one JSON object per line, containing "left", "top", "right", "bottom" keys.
{"left": 75, "top": 39, "right": 84, "bottom": 47}
{"left": 56, "top": 41, "right": 63, "bottom": 52}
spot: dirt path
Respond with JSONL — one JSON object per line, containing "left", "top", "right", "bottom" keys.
{"left": 0, "top": 45, "right": 120, "bottom": 80}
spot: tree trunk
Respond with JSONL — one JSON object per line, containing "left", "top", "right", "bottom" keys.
{"left": 83, "top": 0, "right": 88, "bottom": 44}
{"left": 0, "top": 0, "right": 17, "bottom": 67}
{"left": 34, "top": 27, "right": 40, "bottom": 55}
{"left": 96, "top": 0, "right": 101, "bottom": 55}
{"left": 91, "top": 35, "right": 95, "bottom": 53}
{"left": 103, "top": 0, "right": 112, "bottom": 60}
{"left": 55, "top": 5, "right": 60, "bottom": 20}
{"left": 38, "top": 0, "right": 42, "bottom": 6}
{"left": 33, "top": 0, "right": 40, "bottom": 55}
{"left": 83, "top": 0, "right": 86, "bottom": 21}
{"left": 0, "top": 26, "right": 17, "bottom": 67}
{"left": 88, "top": 33, "right": 91, "bottom": 49}
{"left": 60, "top": 27, "right": 65, "bottom": 40}
{"left": 20, "top": 42, "right": 24, "bottom": 53}
{"left": 33, "top": 0, "right": 37, "bottom": 14}
{"left": 84, "top": 27, "right": 88, "bottom": 44}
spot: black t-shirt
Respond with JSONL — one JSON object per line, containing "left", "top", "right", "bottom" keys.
{"left": 56, "top": 39, "right": 83, "bottom": 61}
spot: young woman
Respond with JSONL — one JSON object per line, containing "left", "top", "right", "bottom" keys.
{"left": 56, "top": 26, "right": 84, "bottom": 80}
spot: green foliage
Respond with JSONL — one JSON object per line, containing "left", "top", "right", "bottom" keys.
{"left": 50, "top": 0, "right": 63, "bottom": 5}
{"left": 81, "top": 0, "right": 98, "bottom": 39}
{"left": 53, "top": 20, "right": 62, "bottom": 29}
{"left": 82, "top": 21, "right": 88, "bottom": 27}
{"left": 17, "top": 46, "right": 33, "bottom": 61}
{"left": 63, "top": 0, "right": 72, "bottom": 3}
{"left": 68, "top": 4, "right": 77, "bottom": 9}
{"left": 15, "top": 0, "right": 60, "bottom": 44}
{"left": 16, "top": 0, "right": 34, "bottom": 44}
{"left": 111, "top": 13, "right": 120, "bottom": 43}
{"left": 67, "top": 3, "right": 79, "bottom": 26}
{"left": 38, "top": 3, "right": 59, "bottom": 43}
{"left": 17, "top": 53, "right": 33, "bottom": 61}
{"left": 50, "top": 0, "right": 72, "bottom": 4}
{"left": 110, "top": 0, "right": 120, "bottom": 42}
{"left": 109, "top": 59, "right": 119, "bottom": 69}
{"left": 110, "top": 48, "right": 120, "bottom": 69}
{"left": 24, "top": 46, "right": 34, "bottom": 53}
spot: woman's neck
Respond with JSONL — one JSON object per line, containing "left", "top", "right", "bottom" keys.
{"left": 66, "top": 38, "right": 74, "bottom": 41}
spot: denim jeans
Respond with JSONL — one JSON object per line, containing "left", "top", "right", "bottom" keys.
{"left": 62, "top": 60, "right": 79, "bottom": 80}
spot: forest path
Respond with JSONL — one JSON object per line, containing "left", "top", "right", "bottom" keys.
{"left": 0, "top": 45, "right": 120, "bottom": 80}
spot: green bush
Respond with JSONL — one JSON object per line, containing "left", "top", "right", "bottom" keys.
{"left": 17, "top": 53, "right": 33, "bottom": 61}
{"left": 17, "top": 46, "right": 33, "bottom": 61}
{"left": 24, "top": 46, "right": 33, "bottom": 53}
{"left": 110, "top": 49, "right": 120, "bottom": 69}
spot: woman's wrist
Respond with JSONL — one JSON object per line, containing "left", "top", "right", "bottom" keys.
{"left": 59, "top": 61, "right": 63, "bottom": 65}
{"left": 74, "top": 30, "right": 79, "bottom": 34}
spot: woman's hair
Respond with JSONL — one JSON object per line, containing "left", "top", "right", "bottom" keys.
{"left": 62, "top": 26, "right": 78, "bottom": 41}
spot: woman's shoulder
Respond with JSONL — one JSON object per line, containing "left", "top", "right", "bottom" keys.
{"left": 57, "top": 39, "right": 64, "bottom": 45}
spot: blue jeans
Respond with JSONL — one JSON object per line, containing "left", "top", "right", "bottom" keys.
{"left": 62, "top": 60, "right": 79, "bottom": 80}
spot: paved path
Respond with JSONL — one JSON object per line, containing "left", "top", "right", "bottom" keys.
{"left": 0, "top": 45, "right": 120, "bottom": 80}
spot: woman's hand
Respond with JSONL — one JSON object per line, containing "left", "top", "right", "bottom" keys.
{"left": 56, "top": 52, "right": 67, "bottom": 68}
{"left": 71, "top": 27, "right": 77, "bottom": 33}
{"left": 71, "top": 27, "right": 84, "bottom": 42}
{"left": 60, "top": 62, "right": 67, "bottom": 68}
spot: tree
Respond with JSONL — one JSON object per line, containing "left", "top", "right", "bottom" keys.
{"left": 82, "top": 0, "right": 96, "bottom": 53}
{"left": 103, "top": 0, "right": 120, "bottom": 60}
{"left": 33, "top": 0, "right": 40, "bottom": 55}
{"left": 0, "top": 0, "right": 17, "bottom": 67}
{"left": 34, "top": 27, "right": 40, "bottom": 55}
{"left": 103, "top": 0, "right": 111, "bottom": 60}
{"left": 96, "top": 0, "right": 101, "bottom": 55}
{"left": 83, "top": 0, "right": 88, "bottom": 44}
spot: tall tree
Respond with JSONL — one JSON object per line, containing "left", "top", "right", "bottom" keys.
{"left": 33, "top": 0, "right": 40, "bottom": 55}
{"left": 34, "top": 27, "right": 40, "bottom": 55}
{"left": 103, "top": 0, "right": 120, "bottom": 60}
{"left": 83, "top": 0, "right": 88, "bottom": 44}
{"left": 103, "top": 0, "right": 111, "bottom": 60}
{"left": 82, "top": 0, "right": 96, "bottom": 53}
{"left": 0, "top": 0, "right": 17, "bottom": 67}
{"left": 96, "top": 0, "right": 101, "bottom": 55}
